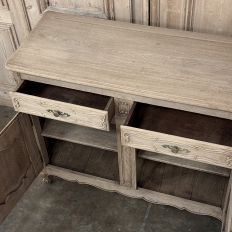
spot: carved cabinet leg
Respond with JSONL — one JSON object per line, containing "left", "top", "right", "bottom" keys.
{"left": 40, "top": 171, "right": 53, "bottom": 184}
{"left": 42, "top": 174, "right": 53, "bottom": 184}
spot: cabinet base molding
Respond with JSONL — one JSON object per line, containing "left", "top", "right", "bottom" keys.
{"left": 45, "top": 165, "right": 222, "bottom": 221}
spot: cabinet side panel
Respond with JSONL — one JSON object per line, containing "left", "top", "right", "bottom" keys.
{"left": 0, "top": 114, "right": 42, "bottom": 224}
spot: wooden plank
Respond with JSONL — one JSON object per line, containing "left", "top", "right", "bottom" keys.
{"left": 46, "top": 6, "right": 107, "bottom": 19}
{"left": 131, "top": 0, "right": 149, "bottom": 25}
{"left": 49, "top": 0, "right": 104, "bottom": 12}
{"left": 159, "top": 0, "right": 187, "bottom": 30}
{"left": 50, "top": 141, "right": 119, "bottom": 182}
{"left": 0, "top": 9, "right": 11, "bottom": 23}
{"left": 6, "top": 11, "right": 232, "bottom": 116}
{"left": 7, "top": 0, "right": 30, "bottom": 44}
{"left": 121, "top": 126, "right": 232, "bottom": 169}
{"left": 46, "top": 164, "right": 223, "bottom": 220}
{"left": 137, "top": 158, "right": 166, "bottom": 192}
{"left": 42, "top": 119, "right": 117, "bottom": 152}
{"left": 138, "top": 150, "right": 231, "bottom": 177}
{"left": 24, "top": 0, "right": 43, "bottom": 29}
{"left": 0, "top": 25, "right": 18, "bottom": 87}
{"left": 192, "top": 0, "right": 232, "bottom": 36}
{"left": 191, "top": 171, "right": 228, "bottom": 207}
{"left": 84, "top": 147, "right": 119, "bottom": 181}
{"left": 160, "top": 164, "right": 196, "bottom": 199}
{"left": 150, "top": 0, "right": 159, "bottom": 26}
{"left": 113, "top": 0, "right": 131, "bottom": 22}
{"left": 31, "top": 116, "right": 49, "bottom": 165}
{"left": 65, "top": 142, "right": 93, "bottom": 172}
{"left": 18, "top": 114, "right": 43, "bottom": 175}
{"left": 120, "top": 145, "right": 137, "bottom": 189}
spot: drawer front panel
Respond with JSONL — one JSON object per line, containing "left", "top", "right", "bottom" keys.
{"left": 121, "top": 126, "right": 232, "bottom": 169}
{"left": 11, "top": 92, "right": 110, "bottom": 131}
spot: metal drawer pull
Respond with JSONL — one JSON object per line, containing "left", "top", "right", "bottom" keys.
{"left": 162, "top": 145, "right": 190, "bottom": 154}
{"left": 47, "top": 109, "right": 70, "bottom": 118}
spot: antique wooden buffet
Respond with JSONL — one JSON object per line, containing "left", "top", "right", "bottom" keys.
{"left": 1, "top": 11, "right": 232, "bottom": 231}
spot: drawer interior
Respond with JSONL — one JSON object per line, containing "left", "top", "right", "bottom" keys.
{"left": 46, "top": 139, "right": 119, "bottom": 182}
{"left": 137, "top": 156, "right": 229, "bottom": 208}
{"left": 18, "top": 81, "right": 110, "bottom": 110}
{"left": 128, "top": 103, "right": 232, "bottom": 146}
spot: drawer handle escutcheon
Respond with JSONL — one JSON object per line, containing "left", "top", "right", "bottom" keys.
{"left": 162, "top": 145, "right": 190, "bottom": 154}
{"left": 47, "top": 109, "right": 70, "bottom": 118}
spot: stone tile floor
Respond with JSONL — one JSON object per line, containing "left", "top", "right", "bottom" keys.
{"left": 0, "top": 176, "right": 221, "bottom": 232}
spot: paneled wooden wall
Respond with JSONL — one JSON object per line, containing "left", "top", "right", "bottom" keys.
{"left": 49, "top": 0, "right": 232, "bottom": 36}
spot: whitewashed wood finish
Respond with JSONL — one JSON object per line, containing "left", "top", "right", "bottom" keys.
{"left": 21, "top": 73, "right": 232, "bottom": 121}
{"left": 113, "top": 0, "right": 131, "bottom": 22}
{"left": 192, "top": 0, "right": 232, "bottom": 36}
{"left": 0, "top": 0, "right": 8, "bottom": 9}
{"left": 24, "top": 0, "right": 43, "bottom": 29}
{"left": 138, "top": 150, "right": 231, "bottom": 177}
{"left": 0, "top": 9, "right": 11, "bottom": 23}
{"left": 10, "top": 90, "right": 112, "bottom": 131}
{"left": 46, "top": 6, "right": 107, "bottom": 19}
{"left": 31, "top": 115, "right": 49, "bottom": 165}
{"left": 0, "top": 24, "right": 18, "bottom": 87}
{"left": 7, "top": 0, "right": 30, "bottom": 44}
{"left": 114, "top": 98, "right": 134, "bottom": 125}
{"left": 49, "top": 0, "right": 104, "bottom": 12}
{"left": 120, "top": 146, "right": 136, "bottom": 189}
{"left": 121, "top": 126, "right": 232, "bottom": 169}
{"left": 42, "top": 119, "right": 117, "bottom": 152}
{"left": 6, "top": 12, "right": 232, "bottom": 117}
{"left": 159, "top": 0, "right": 187, "bottom": 30}
{"left": 46, "top": 164, "right": 223, "bottom": 220}
{"left": 131, "top": 0, "right": 148, "bottom": 25}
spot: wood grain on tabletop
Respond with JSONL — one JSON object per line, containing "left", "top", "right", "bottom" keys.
{"left": 5, "top": 11, "right": 232, "bottom": 113}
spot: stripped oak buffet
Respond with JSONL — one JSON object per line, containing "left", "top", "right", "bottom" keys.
{"left": 2, "top": 11, "right": 232, "bottom": 231}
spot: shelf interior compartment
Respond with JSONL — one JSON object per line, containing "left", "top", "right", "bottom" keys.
{"left": 129, "top": 103, "right": 232, "bottom": 146}
{"left": 18, "top": 80, "right": 110, "bottom": 110}
{"left": 49, "top": 140, "right": 119, "bottom": 182}
{"left": 42, "top": 119, "right": 117, "bottom": 152}
{"left": 137, "top": 157, "right": 229, "bottom": 208}
{"left": 138, "top": 150, "right": 230, "bottom": 177}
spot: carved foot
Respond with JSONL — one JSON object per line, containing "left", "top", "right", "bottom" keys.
{"left": 42, "top": 175, "right": 53, "bottom": 184}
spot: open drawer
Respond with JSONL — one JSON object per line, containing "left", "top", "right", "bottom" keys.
{"left": 121, "top": 103, "right": 232, "bottom": 169}
{"left": 10, "top": 81, "right": 114, "bottom": 131}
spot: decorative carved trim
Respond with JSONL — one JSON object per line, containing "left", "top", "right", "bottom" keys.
{"left": 100, "top": 115, "right": 107, "bottom": 129}
{"left": 46, "top": 165, "right": 222, "bottom": 221}
{"left": 0, "top": 161, "right": 32, "bottom": 207}
{"left": 226, "top": 156, "right": 232, "bottom": 167}
{"left": 118, "top": 102, "right": 129, "bottom": 115}
{"left": 123, "top": 133, "right": 130, "bottom": 143}
{"left": 13, "top": 98, "right": 20, "bottom": 108}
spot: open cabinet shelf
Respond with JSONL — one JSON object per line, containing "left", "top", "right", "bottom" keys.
{"left": 42, "top": 119, "right": 117, "bottom": 152}
{"left": 137, "top": 157, "right": 229, "bottom": 208}
{"left": 49, "top": 140, "right": 119, "bottom": 182}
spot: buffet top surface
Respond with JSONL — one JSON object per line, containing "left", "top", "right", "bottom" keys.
{"left": 6, "top": 11, "right": 232, "bottom": 115}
